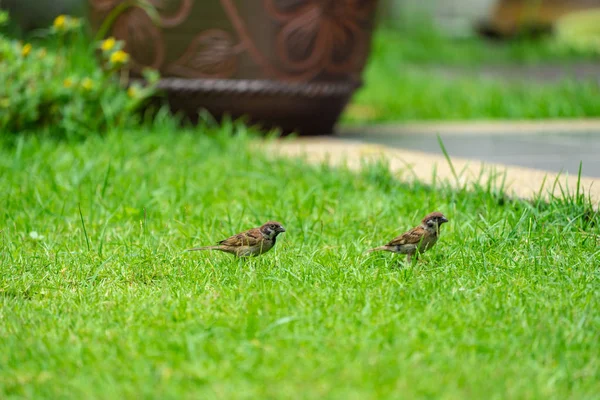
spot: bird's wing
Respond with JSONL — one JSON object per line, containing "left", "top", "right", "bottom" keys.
{"left": 387, "top": 225, "right": 427, "bottom": 246}
{"left": 218, "top": 228, "right": 263, "bottom": 247}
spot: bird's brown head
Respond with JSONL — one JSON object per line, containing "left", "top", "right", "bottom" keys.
{"left": 260, "top": 221, "right": 286, "bottom": 239}
{"left": 422, "top": 212, "right": 449, "bottom": 230}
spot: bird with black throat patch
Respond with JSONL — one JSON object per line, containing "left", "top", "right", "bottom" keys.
{"left": 186, "top": 221, "right": 286, "bottom": 258}
{"left": 367, "top": 212, "right": 449, "bottom": 263}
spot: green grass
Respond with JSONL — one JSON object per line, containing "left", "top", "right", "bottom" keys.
{"left": 371, "top": 13, "right": 597, "bottom": 67}
{"left": 344, "top": 28, "right": 600, "bottom": 122}
{"left": 1, "top": 123, "right": 599, "bottom": 399}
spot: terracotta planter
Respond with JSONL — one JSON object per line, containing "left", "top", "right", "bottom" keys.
{"left": 88, "top": 0, "right": 379, "bottom": 134}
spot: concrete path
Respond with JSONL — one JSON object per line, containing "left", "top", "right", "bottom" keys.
{"left": 340, "top": 119, "right": 600, "bottom": 178}
{"left": 267, "top": 120, "right": 600, "bottom": 205}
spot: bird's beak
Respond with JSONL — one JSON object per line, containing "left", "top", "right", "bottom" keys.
{"left": 279, "top": 226, "right": 286, "bottom": 232}
{"left": 440, "top": 217, "right": 449, "bottom": 223}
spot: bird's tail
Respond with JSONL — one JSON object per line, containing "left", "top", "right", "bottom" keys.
{"left": 366, "top": 246, "right": 387, "bottom": 253}
{"left": 186, "top": 246, "right": 220, "bottom": 252}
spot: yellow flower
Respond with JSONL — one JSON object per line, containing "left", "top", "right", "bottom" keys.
{"left": 63, "top": 78, "right": 74, "bottom": 88}
{"left": 53, "top": 15, "right": 80, "bottom": 32}
{"left": 110, "top": 50, "right": 130, "bottom": 65}
{"left": 53, "top": 15, "right": 66, "bottom": 30}
{"left": 81, "top": 78, "right": 94, "bottom": 91}
{"left": 127, "top": 86, "right": 139, "bottom": 98}
{"left": 101, "top": 37, "right": 116, "bottom": 52}
{"left": 21, "top": 43, "right": 32, "bottom": 57}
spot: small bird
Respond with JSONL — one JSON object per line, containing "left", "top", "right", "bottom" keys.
{"left": 367, "top": 212, "right": 449, "bottom": 263}
{"left": 186, "top": 221, "right": 286, "bottom": 257}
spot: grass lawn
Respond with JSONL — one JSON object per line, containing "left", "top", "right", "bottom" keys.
{"left": 344, "top": 26, "right": 600, "bottom": 123}
{"left": 1, "top": 123, "right": 599, "bottom": 399}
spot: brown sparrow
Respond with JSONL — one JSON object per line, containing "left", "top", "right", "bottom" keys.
{"left": 187, "top": 221, "right": 286, "bottom": 257}
{"left": 367, "top": 212, "right": 448, "bottom": 263}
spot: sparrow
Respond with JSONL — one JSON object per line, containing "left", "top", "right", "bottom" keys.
{"left": 367, "top": 212, "right": 449, "bottom": 263}
{"left": 186, "top": 221, "right": 286, "bottom": 257}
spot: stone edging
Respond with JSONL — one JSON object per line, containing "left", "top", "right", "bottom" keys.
{"left": 266, "top": 137, "right": 599, "bottom": 206}
{"left": 340, "top": 119, "right": 600, "bottom": 136}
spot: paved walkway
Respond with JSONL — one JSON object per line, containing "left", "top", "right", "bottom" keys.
{"left": 340, "top": 120, "right": 600, "bottom": 178}
{"left": 267, "top": 120, "right": 600, "bottom": 205}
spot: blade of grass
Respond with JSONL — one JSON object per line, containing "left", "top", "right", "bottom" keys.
{"left": 576, "top": 161, "right": 583, "bottom": 205}
{"left": 79, "top": 203, "right": 91, "bottom": 251}
{"left": 437, "top": 134, "right": 459, "bottom": 185}
{"left": 101, "top": 161, "right": 112, "bottom": 199}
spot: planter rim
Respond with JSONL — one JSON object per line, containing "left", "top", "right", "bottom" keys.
{"left": 141, "top": 78, "right": 363, "bottom": 98}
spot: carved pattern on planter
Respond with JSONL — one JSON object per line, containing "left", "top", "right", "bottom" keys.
{"left": 89, "top": 0, "right": 122, "bottom": 12}
{"left": 89, "top": 0, "right": 193, "bottom": 26}
{"left": 150, "top": 0, "right": 194, "bottom": 27}
{"left": 89, "top": 0, "right": 377, "bottom": 81}
{"left": 264, "top": 0, "right": 376, "bottom": 76}
{"left": 165, "top": 30, "right": 239, "bottom": 78}
{"left": 112, "top": 7, "right": 166, "bottom": 70}
{"left": 219, "top": 0, "right": 336, "bottom": 82}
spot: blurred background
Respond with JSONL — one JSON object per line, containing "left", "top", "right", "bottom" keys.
{"left": 2, "top": 0, "right": 600, "bottom": 126}
{"left": 349, "top": 0, "right": 600, "bottom": 123}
